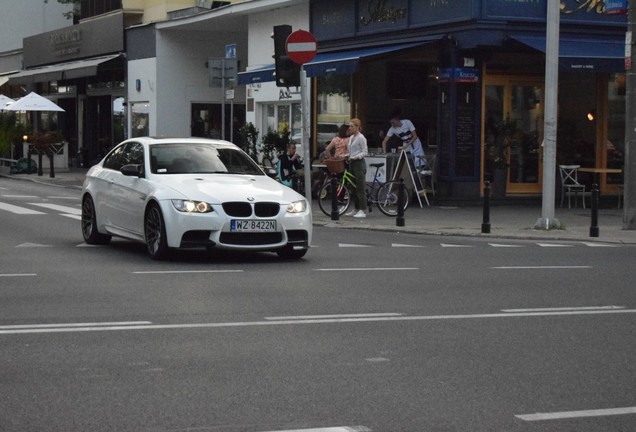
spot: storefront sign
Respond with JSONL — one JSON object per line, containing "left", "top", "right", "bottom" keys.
{"left": 438, "top": 67, "right": 479, "bottom": 83}
{"left": 360, "top": 0, "right": 407, "bottom": 26}
{"left": 604, "top": 0, "right": 628, "bottom": 15}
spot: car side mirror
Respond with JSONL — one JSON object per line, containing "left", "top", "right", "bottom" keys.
{"left": 121, "top": 164, "right": 143, "bottom": 177}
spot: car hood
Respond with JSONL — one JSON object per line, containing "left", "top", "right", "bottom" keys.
{"left": 154, "top": 174, "right": 304, "bottom": 203}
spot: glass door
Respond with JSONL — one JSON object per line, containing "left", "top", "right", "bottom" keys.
{"left": 484, "top": 78, "right": 544, "bottom": 194}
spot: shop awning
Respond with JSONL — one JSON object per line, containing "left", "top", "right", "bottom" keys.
{"left": 238, "top": 39, "right": 440, "bottom": 85}
{"left": 510, "top": 34, "right": 624, "bottom": 72}
{"left": 8, "top": 54, "right": 122, "bottom": 84}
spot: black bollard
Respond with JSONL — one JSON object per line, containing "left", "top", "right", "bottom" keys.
{"left": 330, "top": 173, "right": 339, "bottom": 221}
{"left": 48, "top": 148, "right": 55, "bottom": 178}
{"left": 589, "top": 183, "right": 599, "bottom": 237}
{"left": 482, "top": 180, "right": 491, "bottom": 234}
{"left": 396, "top": 177, "right": 405, "bottom": 227}
{"left": 37, "top": 151, "right": 43, "bottom": 176}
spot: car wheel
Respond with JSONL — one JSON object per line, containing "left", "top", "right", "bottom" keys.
{"left": 276, "top": 245, "right": 308, "bottom": 260}
{"left": 81, "top": 195, "right": 111, "bottom": 245}
{"left": 145, "top": 203, "right": 169, "bottom": 260}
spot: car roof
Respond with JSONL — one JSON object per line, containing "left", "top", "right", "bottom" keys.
{"left": 126, "top": 137, "right": 237, "bottom": 147}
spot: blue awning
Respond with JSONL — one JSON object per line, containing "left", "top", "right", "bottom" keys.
{"left": 237, "top": 39, "right": 440, "bottom": 85}
{"left": 237, "top": 64, "right": 275, "bottom": 85}
{"left": 511, "top": 34, "right": 624, "bottom": 72}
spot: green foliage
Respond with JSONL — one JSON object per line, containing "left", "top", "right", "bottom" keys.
{"left": 56, "top": 0, "right": 80, "bottom": 21}
{"left": 0, "top": 113, "right": 26, "bottom": 158}
{"left": 238, "top": 122, "right": 259, "bottom": 162}
{"left": 261, "top": 128, "right": 290, "bottom": 162}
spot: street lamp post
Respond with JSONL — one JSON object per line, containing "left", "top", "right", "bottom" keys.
{"left": 624, "top": 1, "right": 636, "bottom": 229}
{"left": 535, "top": 0, "right": 562, "bottom": 229}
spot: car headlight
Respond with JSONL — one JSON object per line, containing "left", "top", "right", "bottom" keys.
{"left": 287, "top": 199, "right": 307, "bottom": 213}
{"left": 171, "top": 199, "right": 213, "bottom": 213}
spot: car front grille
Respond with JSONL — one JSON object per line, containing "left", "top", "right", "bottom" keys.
{"left": 255, "top": 202, "right": 280, "bottom": 217}
{"left": 222, "top": 202, "right": 252, "bottom": 217}
{"left": 219, "top": 232, "right": 283, "bottom": 245}
{"left": 221, "top": 202, "right": 281, "bottom": 217}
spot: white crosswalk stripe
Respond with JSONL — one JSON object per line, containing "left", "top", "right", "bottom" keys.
{"left": 29, "top": 202, "right": 81, "bottom": 215}
{"left": 0, "top": 201, "right": 46, "bottom": 215}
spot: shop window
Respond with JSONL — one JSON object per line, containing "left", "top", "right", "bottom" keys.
{"left": 607, "top": 73, "right": 625, "bottom": 184}
{"left": 316, "top": 74, "right": 351, "bottom": 147}
{"left": 131, "top": 102, "right": 149, "bottom": 138}
{"left": 386, "top": 63, "right": 428, "bottom": 99}
{"left": 113, "top": 97, "right": 125, "bottom": 144}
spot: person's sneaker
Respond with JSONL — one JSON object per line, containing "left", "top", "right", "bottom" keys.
{"left": 353, "top": 210, "right": 366, "bottom": 218}
{"left": 345, "top": 208, "right": 357, "bottom": 216}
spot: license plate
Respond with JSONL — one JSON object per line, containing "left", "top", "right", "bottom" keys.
{"left": 231, "top": 219, "right": 277, "bottom": 232}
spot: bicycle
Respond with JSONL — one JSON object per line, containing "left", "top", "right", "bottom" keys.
{"left": 317, "top": 160, "right": 409, "bottom": 217}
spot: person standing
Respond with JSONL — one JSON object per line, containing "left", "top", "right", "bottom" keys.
{"left": 324, "top": 124, "right": 350, "bottom": 159}
{"left": 346, "top": 118, "right": 368, "bottom": 218}
{"left": 381, "top": 108, "right": 427, "bottom": 170}
{"left": 278, "top": 142, "right": 302, "bottom": 189}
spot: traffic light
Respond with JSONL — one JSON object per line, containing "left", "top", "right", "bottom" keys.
{"left": 272, "top": 25, "right": 300, "bottom": 88}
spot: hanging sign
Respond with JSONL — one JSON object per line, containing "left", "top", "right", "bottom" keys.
{"left": 605, "top": 0, "right": 627, "bottom": 15}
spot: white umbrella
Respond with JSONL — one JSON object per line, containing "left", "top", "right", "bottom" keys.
{"left": 0, "top": 94, "right": 14, "bottom": 110}
{"left": 6, "top": 91, "right": 64, "bottom": 112}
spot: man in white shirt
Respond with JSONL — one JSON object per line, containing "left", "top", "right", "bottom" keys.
{"left": 382, "top": 109, "right": 427, "bottom": 171}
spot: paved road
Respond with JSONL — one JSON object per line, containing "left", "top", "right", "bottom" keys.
{"left": 1, "top": 179, "right": 635, "bottom": 432}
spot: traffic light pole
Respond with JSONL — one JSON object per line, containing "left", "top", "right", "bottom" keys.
{"left": 300, "top": 67, "right": 312, "bottom": 202}
{"left": 625, "top": 2, "right": 636, "bottom": 229}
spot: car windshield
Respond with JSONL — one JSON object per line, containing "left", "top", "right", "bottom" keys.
{"left": 149, "top": 143, "right": 263, "bottom": 175}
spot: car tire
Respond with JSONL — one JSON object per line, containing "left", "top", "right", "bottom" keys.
{"left": 276, "top": 245, "right": 308, "bottom": 260}
{"left": 81, "top": 195, "right": 111, "bottom": 245}
{"left": 145, "top": 203, "right": 170, "bottom": 260}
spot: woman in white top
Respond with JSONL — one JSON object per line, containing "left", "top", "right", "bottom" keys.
{"left": 346, "top": 118, "right": 368, "bottom": 218}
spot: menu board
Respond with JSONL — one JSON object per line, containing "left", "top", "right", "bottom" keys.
{"left": 455, "top": 84, "right": 476, "bottom": 177}
{"left": 438, "top": 85, "right": 451, "bottom": 178}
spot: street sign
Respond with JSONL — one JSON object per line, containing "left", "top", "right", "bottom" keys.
{"left": 285, "top": 30, "right": 317, "bottom": 65}
{"left": 225, "top": 43, "right": 236, "bottom": 59}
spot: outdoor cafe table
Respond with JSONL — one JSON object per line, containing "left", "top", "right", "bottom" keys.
{"left": 578, "top": 167, "right": 622, "bottom": 185}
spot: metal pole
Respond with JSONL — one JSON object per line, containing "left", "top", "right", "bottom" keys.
{"left": 330, "top": 173, "right": 339, "bottom": 221}
{"left": 535, "top": 0, "right": 562, "bottom": 230}
{"left": 396, "top": 177, "right": 405, "bottom": 227}
{"left": 482, "top": 180, "right": 491, "bottom": 234}
{"left": 590, "top": 183, "right": 600, "bottom": 237}
{"left": 300, "top": 67, "right": 312, "bottom": 202}
{"left": 624, "top": 3, "right": 636, "bottom": 229}
{"left": 221, "top": 59, "right": 226, "bottom": 141}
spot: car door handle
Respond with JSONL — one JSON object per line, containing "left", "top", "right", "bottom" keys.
{"left": 108, "top": 179, "right": 114, "bottom": 185}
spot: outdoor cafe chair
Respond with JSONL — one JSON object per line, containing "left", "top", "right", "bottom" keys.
{"left": 559, "top": 164, "right": 587, "bottom": 209}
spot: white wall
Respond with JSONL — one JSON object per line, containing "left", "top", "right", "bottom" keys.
{"left": 154, "top": 28, "right": 247, "bottom": 137}
{"left": 0, "top": 0, "right": 72, "bottom": 53}
{"left": 127, "top": 58, "right": 158, "bottom": 134}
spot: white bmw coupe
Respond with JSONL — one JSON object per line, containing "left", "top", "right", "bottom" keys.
{"left": 81, "top": 137, "right": 312, "bottom": 260}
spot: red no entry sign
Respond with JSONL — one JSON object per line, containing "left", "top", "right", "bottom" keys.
{"left": 286, "top": 30, "right": 317, "bottom": 65}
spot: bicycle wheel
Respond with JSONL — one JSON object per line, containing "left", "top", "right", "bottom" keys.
{"left": 318, "top": 182, "right": 351, "bottom": 216}
{"left": 376, "top": 180, "right": 409, "bottom": 216}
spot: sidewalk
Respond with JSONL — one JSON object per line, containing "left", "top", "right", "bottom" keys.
{"left": 3, "top": 167, "right": 635, "bottom": 244}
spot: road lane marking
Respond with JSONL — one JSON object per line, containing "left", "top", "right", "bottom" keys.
{"left": 1, "top": 195, "right": 38, "bottom": 198}
{"left": 502, "top": 306, "right": 625, "bottom": 313}
{"left": 441, "top": 243, "right": 474, "bottom": 247}
{"left": 132, "top": 270, "right": 244, "bottom": 274}
{"left": 16, "top": 242, "right": 52, "bottom": 248}
{"left": 259, "top": 427, "right": 371, "bottom": 432}
{"left": 488, "top": 243, "right": 525, "bottom": 248}
{"left": 314, "top": 267, "right": 419, "bottom": 272}
{"left": 0, "top": 273, "right": 37, "bottom": 277}
{"left": 516, "top": 406, "right": 636, "bottom": 421}
{"left": 0, "top": 321, "right": 152, "bottom": 330}
{"left": 29, "top": 203, "right": 81, "bottom": 215}
{"left": 338, "top": 243, "right": 373, "bottom": 248}
{"left": 47, "top": 196, "right": 79, "bottom": 200}
{"left": 61, "top": 214, "right": 82, "bottom": 220}
{"left": 391, "top": 243, "right": 425, "bottom": 248}
{"left": 581, "top": 242, "right": 621, "bottom": 247}
{"left": 537, "top": 243, "right": 573, "bottom": 247}
{"left": 265, "top": 313, "right": 403, "bottom": 321}
{"left": 492, "top": 266, "right": 592, "bottom": 269}
{"left": 3, "top": 309, "right": 636, "bottom": 335}
{"left": 0, "top": 201, "right": 46, "bottom": 215}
